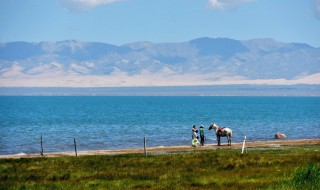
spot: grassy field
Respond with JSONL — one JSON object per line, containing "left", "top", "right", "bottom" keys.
{"left": 1, "top": 145, "right": 320, "bottom": 190}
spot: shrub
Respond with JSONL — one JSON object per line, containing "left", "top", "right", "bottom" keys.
{"left": 292, "top": 163, "right": 320, "bottom": 190}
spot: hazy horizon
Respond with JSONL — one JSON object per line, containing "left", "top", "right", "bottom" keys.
{"left": 1, "top": 84, "right": 319, "bottom": 96}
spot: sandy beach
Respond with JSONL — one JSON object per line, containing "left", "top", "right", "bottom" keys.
{"left": 1, "top": 138, "right": 319, "bottom": 159}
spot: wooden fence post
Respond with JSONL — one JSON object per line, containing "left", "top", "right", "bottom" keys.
{"left": 241, "top": 136, "right": 247, "bottom": 154}
{"left": 40, "top": 133, "right": 44, "bottom": 156}
{"left": 144, "top": 137, "right": 147, "bottom": 157}
{"left": 74, "top": 138, "right": 77, "bottom": 157}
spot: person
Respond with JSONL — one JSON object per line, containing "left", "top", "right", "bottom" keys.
{"left": 192, "top": 125, "right": 198, "bottom": 140}
{"left": 199, "top": 125, "right": 205, "bottom": 146}
{"left": 192, "top": 137, "right": 200, "bottom": 147}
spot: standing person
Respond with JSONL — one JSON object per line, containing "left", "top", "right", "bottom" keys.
{"left": 192, "top": 125, "right": 198, "bottom": 140}
{"left": 199, "top": 125, "right": 205, "bottom": 146}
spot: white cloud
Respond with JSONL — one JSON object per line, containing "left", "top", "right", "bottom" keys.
{"left": 208, "top": 0, "right": 255, "bottom": 10}
{"left": 59, "top": 0, "right": 124, "bottom": 12}
{"left": 84, "top": 62, "right": 95, "bottom": 68}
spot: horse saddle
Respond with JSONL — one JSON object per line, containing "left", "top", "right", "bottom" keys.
{"left": 218, "top": 127, "right": 225, "bottom": 132}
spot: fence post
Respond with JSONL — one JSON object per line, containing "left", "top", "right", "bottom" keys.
{"left": 144, "top": 137, "right": 147, "bottom": 157}
{"left": 74, "top": 138, "right": 77, "bottom": 157}
{"left": 241, "top": 136, "right": 246, "bottom": 154}
{"left": 40, "top": 133, "right": 44, "bottom": 156}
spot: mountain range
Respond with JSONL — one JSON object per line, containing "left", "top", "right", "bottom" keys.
{"left": 0, "top": 37, "right": 319, "bottom": 87}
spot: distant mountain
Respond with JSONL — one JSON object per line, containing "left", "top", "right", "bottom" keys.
{"left": 190, "top": 37, "right": 249, "bottom": 59}
{"left": 0, "top": 37, "right": 319, "bottom": 87}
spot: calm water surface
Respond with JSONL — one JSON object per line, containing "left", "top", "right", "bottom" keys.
{"left": 0, "top": 96, "right": 319, "bottom": 155}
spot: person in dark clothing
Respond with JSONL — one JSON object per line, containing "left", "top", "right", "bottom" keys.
{"left": 199, "top": 125, "right": 205, "bottom": 146}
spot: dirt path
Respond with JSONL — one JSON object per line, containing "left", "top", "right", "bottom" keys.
{"left": 1, "top": 139, "right": 319, "bottom": 159}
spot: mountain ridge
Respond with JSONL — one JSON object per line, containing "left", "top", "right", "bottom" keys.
{"left": 0, "top": 37, "right": 319, "bottom": 87}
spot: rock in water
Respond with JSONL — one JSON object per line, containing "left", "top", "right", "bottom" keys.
{"left": 275, "top": 132, "right": 287, "bottom": 139}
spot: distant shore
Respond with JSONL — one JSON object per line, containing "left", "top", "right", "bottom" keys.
{"left": 1, "top": 84, "right": 320, "bottom": 96}
{"left": 1, "top": 138, "right": 319, "bottom": 159}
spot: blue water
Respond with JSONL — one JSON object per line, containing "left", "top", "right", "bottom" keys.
{"left": 0, "top": 96, "right": 319, "bottom": 155}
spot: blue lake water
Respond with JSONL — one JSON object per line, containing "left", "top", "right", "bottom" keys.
{"left": 0, "top": 96, "right": 319, "bottom": 155}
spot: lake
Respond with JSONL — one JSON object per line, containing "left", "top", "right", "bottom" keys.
{"left": 0, "top": 96, "right": 319, "bottom": 155}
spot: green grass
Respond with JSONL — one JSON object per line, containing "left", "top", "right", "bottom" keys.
{"left": 1, "top": 145, "right": 320, "bottom": 189}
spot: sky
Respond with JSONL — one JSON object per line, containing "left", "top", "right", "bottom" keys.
{"left": 1, "top": 0, "right": 320, "bottom": 47}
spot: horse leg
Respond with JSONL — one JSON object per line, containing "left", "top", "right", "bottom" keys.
{"left": 217, "top": 136, "right": 220, "bottom": 146}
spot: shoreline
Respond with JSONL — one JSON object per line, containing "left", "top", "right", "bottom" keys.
{"left": 1, "top": 138, "right": 319, "bottom": 159}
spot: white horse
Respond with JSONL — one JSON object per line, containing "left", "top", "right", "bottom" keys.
{"left": 208, "top": 123, "right": 232, "bottom": 146}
